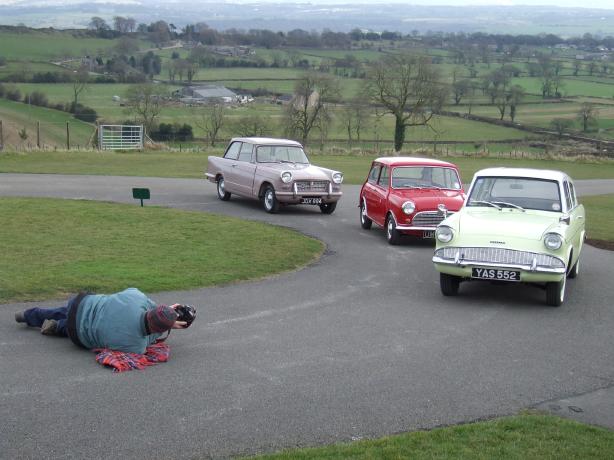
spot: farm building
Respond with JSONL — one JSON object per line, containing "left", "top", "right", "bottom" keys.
{"left": 178, "top": 85, "right": 238, "bottom": 105}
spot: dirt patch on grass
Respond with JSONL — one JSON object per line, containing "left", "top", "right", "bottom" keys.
{"left": 586, "top": 238, "right": 614, "bottom": 251}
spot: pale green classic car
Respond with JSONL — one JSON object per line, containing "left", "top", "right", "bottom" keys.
{"left": 432, "top": 168, "right": 585, "bottom": 307}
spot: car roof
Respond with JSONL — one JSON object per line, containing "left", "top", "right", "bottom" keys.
{"left": 373, "top": 157, "right": 459, "bottom": 168}
{"left": 473, "top": 167, "right": 569, "bottom": 182}
{"left": 231, "top": 137, "right": 303, "bottom": 147}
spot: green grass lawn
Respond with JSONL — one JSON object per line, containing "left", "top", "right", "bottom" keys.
{"left": 2, "top": 151, "right": 614, "bottom": 184}
{"left": 248, "top": 413, "right": 614, "bottom": 460}
{"left": 582, "top": 194, "right": 614, "bottom": 242}
{"left": 0, "top": 197, "right": 323, "bottom": 303}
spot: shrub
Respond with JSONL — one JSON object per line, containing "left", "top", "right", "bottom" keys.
{"left": 0, "top": 56, "right": 6, "bottom": 66}
{"left": 5, "top": 86, "right": 21, "bottom": 101}
{"left": 69, "top": 102, "right": 98, "bottom": 123}
{"left": 26, "top": 91, "right": 49, "bottom": 107}
{"left": 0, "top": 83, "right": 5, "bottom": 98}
{"left": 150, "top": 123, "right": 194, "bottom": 141}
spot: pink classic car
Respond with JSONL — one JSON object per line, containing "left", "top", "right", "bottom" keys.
{"left": 206, "top": 137, "right": 343, "bottom": 214}
{"left": 359, "top": 157, "right": 465, "bottom": 244}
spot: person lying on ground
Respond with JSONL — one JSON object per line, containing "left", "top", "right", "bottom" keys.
{"left": 15, "top": 287, "right": 188, "bottom": 354}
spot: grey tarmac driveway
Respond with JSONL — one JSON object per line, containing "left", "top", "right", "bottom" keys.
{"left": 1, "top": 173, "right": 614, "bottom": 460}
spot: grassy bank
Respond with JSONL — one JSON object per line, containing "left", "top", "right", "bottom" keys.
{"left": 582, "top": 194, "right": 614, "bottom": 246}
{"left": 2, "top": 150, "right": 614, "bottom": 184}
{"left": 249, "top": 413, "right": 614, "bottom": 460}
{"left": 0, "top": 197, "right": 323, "bottom": 303}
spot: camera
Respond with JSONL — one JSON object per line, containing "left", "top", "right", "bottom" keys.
{"left": 175, "top": 304, "right": 197, "bottom": 327}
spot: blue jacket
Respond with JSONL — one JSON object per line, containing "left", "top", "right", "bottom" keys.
{"left": 76, "top": 288, "right": 162, "bottom": 354}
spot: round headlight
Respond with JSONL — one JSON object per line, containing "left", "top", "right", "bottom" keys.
{"left": 544, "top": 233, "right": 563, "bottom": 250}
{"left": 281, "top": 171, "right": 292, "bottom": 184}
{"left": 402, "top": 201, "right": 416, "bottom": 215}
{"left": 332, "top": 172, "right": 343, "bottom": 184}
{"left": 436, "top": 226, "right": 454, "bottom": 243}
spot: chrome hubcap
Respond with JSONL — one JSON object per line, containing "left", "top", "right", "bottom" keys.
{"left": 218, "top": 179, "right": 225, "bottom": 195}
{"left": 387, "top": 220, "right": 393, "bottom": 237}
{"left": 265, "top": 191, "right": 273, "bottom": 209}
{"left": 560, "top": 276, "right": 566, "bottom": 302}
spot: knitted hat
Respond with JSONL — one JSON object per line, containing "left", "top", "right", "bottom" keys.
{"left": 145, "top": 306, "right": 178, "bottom": 333}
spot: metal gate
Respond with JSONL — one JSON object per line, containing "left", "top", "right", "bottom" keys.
{"left": 98, "top": 125, "right": 143, "bottom": 150}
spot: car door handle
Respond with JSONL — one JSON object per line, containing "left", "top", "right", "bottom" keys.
{"left": 577, "top": 215, "right": 584, "bottom": 220}
{"left": 231, "top": 164, "right": 238, "bottom": 167}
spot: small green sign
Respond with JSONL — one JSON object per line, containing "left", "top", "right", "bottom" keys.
{"left": 132, "top": 188, "right": 150, "bottom": 207}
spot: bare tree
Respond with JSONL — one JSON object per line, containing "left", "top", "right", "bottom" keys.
{"left": 283, "top": 72, "right": 340, "bottom": 145}
{"left": 89, "top": 17, "right": 109, "bottom": 32}
{"left": 494, "top": 89, "right": 508, "bottom": 120}
{"left": 508, "top": 85, "right": 525, "bottom": 122}
{"left": 340, "top": 100, "right": 369, "bottom": 147}
{"left": 577, "top": 103, "right": 599, "bottom": 132}
{"left": 195, "top": 103, "right": 226, "bottom": 146}
{"left": 452, "top": 79, "right": 471, "bottom": 105}
{"left": 365, "top": 53, "right": 447, "bottom": 152}
{"left": 124, "top": 83, "right": 168, "bottom": 134}
{"left": 550, "top": 118, "right": 573, "bottom": 138}
{"left": 72, "top": 66, "right": 89, "bottom": 108}
{"left": 233, "top": 114, "right": 271, "bottom": 137}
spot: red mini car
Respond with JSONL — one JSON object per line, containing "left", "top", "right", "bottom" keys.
{"left": 359, "top": 157, "right": 465, "bottom": 244}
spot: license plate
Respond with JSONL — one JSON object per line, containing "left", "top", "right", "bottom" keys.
{"left": 472, "top": 268, "right": 520, "bottom": 281}
{"left": 423, "top": 230, "right": 435, "bottom": 239}
{"left": 301, "top": 197, "right": 322, "bottom": 205}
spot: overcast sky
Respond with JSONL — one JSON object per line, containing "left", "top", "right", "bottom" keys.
{"left": 1, "top": 0, "right": 614, "bottom": 9}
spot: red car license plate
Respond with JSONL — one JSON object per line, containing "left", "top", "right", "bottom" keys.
{"left": 472, "top": 268, "right": 520, "bottom": 281}
{"left": 423, "top": 230, "right": 435, "bottom": 239}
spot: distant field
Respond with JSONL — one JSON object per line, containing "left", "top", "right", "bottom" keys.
{"left": 0, "top": 60, "right": 64, "bottom": 78}
{"left": 510, "top": 76, "right": 614, "bottom": 99}
{"left": 0, "top": 98, "right": 94, "bottom": 148}
{"left": 0, "top": 31, "right": 131, "bottom": 60}
{"left": 190, "top": 67, "right": 305, "bottom": 81}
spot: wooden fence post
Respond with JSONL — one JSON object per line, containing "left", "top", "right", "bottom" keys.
{"left": 37, "top": 121, "right": 41, "bottom": 148}
{"left": 0, "top": 120, "right": 3, "bottom": 151}
{"left": 66, "top": 122, "right": 70, "bottom": 150}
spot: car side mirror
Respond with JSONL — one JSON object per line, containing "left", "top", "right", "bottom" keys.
{"left": 559, "top": 215, "right": 571, "bottom": 225}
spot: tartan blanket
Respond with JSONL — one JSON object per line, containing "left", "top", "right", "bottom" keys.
{"left": 93, "top": 342, "right": 170, "bottom": 372}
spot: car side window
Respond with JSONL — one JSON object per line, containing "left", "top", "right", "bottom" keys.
{"left": 367, "top": 164, "right": 381, "bottom": 184}
{"left": 224, "top": 142, "right": 241, "bottom": 160}
{"left": 569, "top": 181, "right": 578, "bottom": 208}
{"left": 563, "top": 181, "right": 573, "bottom": 211}
{"left": 237, "top": 143, "right": 253, "bottom": 162}
{"left": 378, "top": 166, "right": 389, "bottom": 188}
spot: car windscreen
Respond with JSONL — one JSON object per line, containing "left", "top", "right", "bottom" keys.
{"left": 468, "top": 177, "right": 562, "bottom": 212}
{"left": 256, "top": 145, "right": 309, "bottom": 164}
{"left": 391, "top": 166, "right": 461, "bottom": 190}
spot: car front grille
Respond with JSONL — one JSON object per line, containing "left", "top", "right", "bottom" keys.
{"left": 434, "top": 246, "right": 565, "bottom": 269}
{"left": 412, "top": 211, "right": 455, "bottom": 227}
{"left": 295, "top": 180, "right": 329, "bottom": 193}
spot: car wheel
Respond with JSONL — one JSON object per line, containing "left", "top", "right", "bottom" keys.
{"left": 386, "top": 214, "right": 401, "bottom": 245}
{"left": 546, "top": 277, "right": 566, "bottom": 307}
{"left": 440, "top": 273, "right": 460, "bottom": 296}
{"left": 360, "top": 199, "right": 372, "bottom": 229}
{"left": 568, "top": 258, "right": 580, "bottom": 279}
{"left": 216, "top": 176, "right": 231, "bottom": 201}
{"left": 319, "top": 202, "right": 337, "bottom": 214}
{"left": 263, "top": 185, "right": 280, "bottom": 213}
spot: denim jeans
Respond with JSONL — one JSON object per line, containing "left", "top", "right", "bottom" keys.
{"left": 23, "top": 303, "right": 70, "bottom": 337}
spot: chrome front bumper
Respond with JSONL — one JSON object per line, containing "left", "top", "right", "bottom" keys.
{"left": 433, "top": 246, "right": 566, "bottom": 274}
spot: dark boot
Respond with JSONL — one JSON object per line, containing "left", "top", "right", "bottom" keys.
{"left": 41, "top": 319, "right": 59, "bottom": 336}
